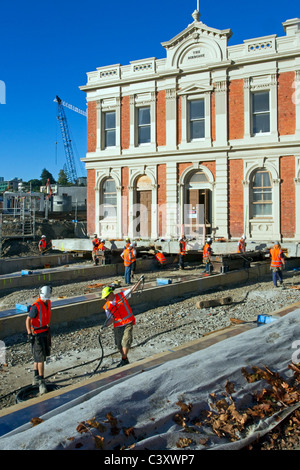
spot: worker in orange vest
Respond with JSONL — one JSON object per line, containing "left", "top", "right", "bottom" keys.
{"left": 178, "top": 236, "right": 187, "bottom": 270}
{"left": 25, "top": 286, "right": 52, "bottom": 395}
{"left": 155, "top": 250, "right": 167, "bottom": 267}
{"left": 121, "top": 244, "right": 133, "bottom": 285}
{"left": 237, "top": 235, "right": 247, "bottom": 253}
{"left": 203, "top": 238, "right": 213, "bottom": 274}
{"left": 131, "top": 242, "right": 137, "bottom": 280}
{"left": 38, "top": 235, "right": 50, "bottom": 255}
{"left": 101, "top": 276, "right": 144, "bottom": 367}
{"left": 270, "top": 241, "right": 285, "bottom": 287}
{"left": 92, "top": 234, "right": 101, "bottom": 265}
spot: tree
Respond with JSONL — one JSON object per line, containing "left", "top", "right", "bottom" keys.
{"left": 57, "top": 168, "right": 69, "bottom": 185}
{"left": 40, "top": 168, "right": 56, "bottom": 185}
{"left": 26, "top": 179, "right": 42, "bottom": 192}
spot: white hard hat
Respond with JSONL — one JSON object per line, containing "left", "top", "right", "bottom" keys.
{"left": 207, "top": 237, "right": 212, "bottom": 242}
{"left": 41, "top": 235, "right": 46, "bottom": 238}
{"left": 40, "top": 285, "right": 52, "bottom": 301}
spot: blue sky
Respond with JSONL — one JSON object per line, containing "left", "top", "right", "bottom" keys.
{"left": 0, "top": 0, "right": 298, "bottom": 183}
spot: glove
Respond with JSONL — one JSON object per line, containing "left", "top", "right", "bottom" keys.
{"left": 27, "top": 334, "right": 35, "bottom": 344}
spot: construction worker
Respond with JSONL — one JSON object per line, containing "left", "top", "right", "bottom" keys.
{"left": 101, "top": 276, "right": 144, "bottom": 367}
{"left": 131, "top": 242, "right": 137, "bottom": 280}
{"left": 124, "top": 237, "right": 131, "bottom": 249}
{"left": 99, "top": 239, "right": 107, "bottom": 251}
{"left": 121, "top": 243, "right": 133, "bottom": 285}
{"left": 25, "top": 285, "right": 52, "bottom": 395}
{"left": 155, "top": 250, "right": 167, "bottom": 268}
{"left": 270, "top": 241, "right": 285, "bottom": 288}
{"left": 237, "top": 235, "right": 247, "bottom": 253}
{"left": 203, "top": 238, "right": 213, "bottom": 274}
{"left": 178, "top": 235, "right": 187, "bottom": 270}
{"left": 92, "top": 233, "right": 101, "bottom": 265}
{"left": 38, "top": 235, "right": 50, "bottom": 255}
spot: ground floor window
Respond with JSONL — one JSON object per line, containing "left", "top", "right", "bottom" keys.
{"left": 250, "top": 169, "right": 272, "bottom": 217}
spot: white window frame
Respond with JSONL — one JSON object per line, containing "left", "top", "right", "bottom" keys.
{"left": 178, "top": 88, "right": 212, "bottom": 149}
{"left": 97, "top": 98, "right": 121, "bottom": 153}
{"left": 251, "top": 90, "right": 270, "bottom": 136}
{"left": 188, "top": 98, "right": 205, "bottom": 142}
{"left": 103, "top": 110, "right": 116, "bottom": 148}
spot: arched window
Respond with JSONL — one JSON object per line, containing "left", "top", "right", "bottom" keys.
{"left": 101, "top": 178, "right": 117, "bottom": 219}
{"left": 250, "top": 169, "right": 272, "bottom": 217}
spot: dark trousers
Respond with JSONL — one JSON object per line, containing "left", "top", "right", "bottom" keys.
{"left": 272, "top": 268, "right": 283, "bottom": 286}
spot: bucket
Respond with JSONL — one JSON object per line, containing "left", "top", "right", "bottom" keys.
{"left": 257, "top": 314, "right": 277, "bottom": 325}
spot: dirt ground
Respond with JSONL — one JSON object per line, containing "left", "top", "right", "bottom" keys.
{"left": 0, "top": 236, "right": 300, "bottom": 450}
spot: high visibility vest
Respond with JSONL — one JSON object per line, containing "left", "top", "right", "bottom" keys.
{"left": 104, "top": 292, "right": 135, "bottom": 328}
{"left": 179, "top": 240, "right": 186, "bottom": 255}
{"left": 237, "top": 239, "right": 246, "bottom": 253}
{"left": 270, "top": 247, "right": 283, "bottom": 268}
{"left": 99, "top": 242, "right": 106, "bottom": 251}
{"left": 123, "top": 248, "right": 132, "bottom": 267}
{"left": 39, "top": 239, "right": 47, "bottom": 249}
{"left": 92, "top": 238, "right": 100, "bottom": 251}
{"left": 30, "top": 298, "right": 51, "bottom": 335}
{"left": 131, "top": 248, "right": 136, "bottom": 263}
{"left": 203, "top": 243, "right": 211, "bottom": 259}
{"left": 155, "top": 252, "right": 167, "bottom": 265}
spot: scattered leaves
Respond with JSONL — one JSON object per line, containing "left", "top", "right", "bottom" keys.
{"left": 30, "top": 417, "right": 44, "bottom": 427}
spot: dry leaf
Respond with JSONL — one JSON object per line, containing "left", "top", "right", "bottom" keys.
{"left": 30, "top": 417, "right": 44, "bottom": 426}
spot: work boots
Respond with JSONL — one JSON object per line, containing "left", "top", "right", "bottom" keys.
{"left": 38, "top": 378, "right": 48, "bottom": 395}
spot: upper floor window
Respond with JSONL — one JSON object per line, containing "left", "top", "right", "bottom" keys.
{"left": 102, "top": 178, "right": 117, "bottom": 219}
{"left": 189, "top": 99, "right": 205, "bottom": 141}
{"left": 104, "top": 111, "right": 116, "bottom": 147}
{"left": 138, "top": 106, "right": 151, "bottom": 144}
{"left": 252, "top": 91, "right": 270, "bottom": 134}
{"left": 251, "top": 169, "right": 272, "bottom": 217}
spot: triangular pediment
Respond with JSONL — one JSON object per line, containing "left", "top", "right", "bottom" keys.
{"left": 177, "top": 83, "right": 213, "bottom": 95}
{"left": 161, "top": 21, "right": 232, "bottom": 50}
{"left": 161, "top": 19, "right": 232, "bottom": 69}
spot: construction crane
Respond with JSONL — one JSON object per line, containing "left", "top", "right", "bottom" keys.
{"left": 54, "top": 96, "right": 86, "bottom": 184}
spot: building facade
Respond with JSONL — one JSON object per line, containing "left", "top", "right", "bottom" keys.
{"left": 80, "top": 11, "right": 300, "bottom": 243}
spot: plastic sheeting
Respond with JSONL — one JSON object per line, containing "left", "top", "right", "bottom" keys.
{"left": 0, "top": 309, "right": 299, "bottom": 450}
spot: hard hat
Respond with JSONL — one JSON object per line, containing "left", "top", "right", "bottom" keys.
{"left": 40, "top": 285, "right": 52, "bottom": 301}
{"left": 101, "top": 286, "right": 113, "bottom": 299}
{"left": 207, "top": 237, "right": 212, "bottom": 243}
{"left": 94, "top": 233, "right": 97, "bottom": 237}
{"left": 41, "top": 235, "right": 46, "bottom": 238}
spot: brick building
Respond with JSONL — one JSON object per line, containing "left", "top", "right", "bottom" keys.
{"left": 80, "top": 10, "right": 300, "bottom": 243}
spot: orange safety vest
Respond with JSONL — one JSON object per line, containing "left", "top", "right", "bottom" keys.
{"left": 104, "top": 292, "right": 135, "bottom": 328}
{"left": 237, "top": 239, "right": 246, "bottom": 253}
{"left": 179, "top": 240, "right": 186, "bottom": 255}
{"left": 155, "top": 252, "right": 167, "bottom": 265}
{"left": 203, "top": 243, "right": 211, "bottom": 259}
{"left": 131, "top": 248, "right": 136, "bottom": 263}
{"left": 270, "top": 247, "right": 283, "bottom": 268}
{"left": 92, "top": 238, "right": 100, "bottom": 252}
{"left": 99, "top": 242, "right": 106, "bottom": 251}
{"left": 30, "top": 298, "right": 51, "bottom": 335}
{"left": 123, "top": 248, "right": 132, "bottom": 267}
{"left": 39, "top": 239, "right": 47, "bottom": 250}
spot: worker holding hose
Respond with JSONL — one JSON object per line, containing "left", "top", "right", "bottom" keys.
{"left": 101, "top": 276, "right": 144, "bottom": 367}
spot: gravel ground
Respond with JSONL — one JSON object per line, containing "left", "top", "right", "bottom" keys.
{"left": 0, "top": 261, "right": 300, "bottom": 450}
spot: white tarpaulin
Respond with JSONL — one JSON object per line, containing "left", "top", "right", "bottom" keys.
{"left": 0, "top": 309, "right": 299, "bottom": 451}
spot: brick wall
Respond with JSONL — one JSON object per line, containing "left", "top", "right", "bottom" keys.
{"left": 278, "top": 72, "right": 296, "bottom": 136}
{"left": 87, "top": 101, "right": 97, "bottom": 153}
{"left": 156, "top": 90, "right": 166, "bottom": 146}
{"left": 228, "top": 159, "right": 244, "bottom": 237}
{"left": 280, "top": 156, "right": 295, "bottom": 238}
{"left": 228, "top": 79, "right": 244, "bottom": 140}
{"left": 121, "top": 96, "right": 130, "bottom": 150}
{"left": 86, "top": 169, "right": 96, "bottom": 236}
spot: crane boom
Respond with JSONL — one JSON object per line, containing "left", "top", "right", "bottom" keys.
{"left": 54, "top": 96, "right": 87, "bottom": 117}
{"left": 55, "top": 96, "right": 78, "bottom": 184}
